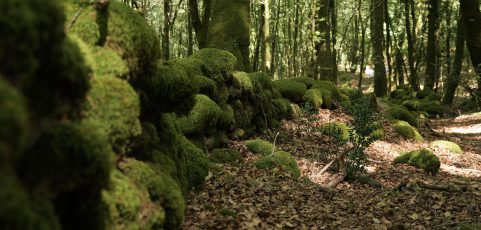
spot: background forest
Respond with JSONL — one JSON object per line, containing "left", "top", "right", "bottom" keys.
{"left": 0, "top": 0, "right": 480, "bottom": 229}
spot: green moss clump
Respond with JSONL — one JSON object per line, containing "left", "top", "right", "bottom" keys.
{"left": 254, "top": 151, "right": 300, "bottom": 178}
{"left": 431, "top": 140, "right": 463, "bottom": 154}
{"left": 103, "top": 170, "right": 165, "bottom": 229}
{"left": 272, "top": 98, "right": 294, "bottom": 119}
{"left": 416, "top": 88, "right": 433, "bottom": 99}
{"left": 311, "top": 80, "right": 343, "bottom": 101}
{"left": 394, "top": 121, "right": 423, "bottom": 141}
{"left": 172, "top": 57, "right": 210, "bottom": 77}
{"left": 273, "top": 79, "right": 307, "bottom": 103}
{"left": 387, "top": 106, "right": 418, "bottom": 127}
{"left": 249, "top": 72, "right": 273, "bottom": 89}
{"left": 232, "top": 71, "right": 254, "bottom": 95}
{"left": 320, "top": 122, "right": 350, "bottom": 141}
{"left": 0, "top": 78, "right": 28, "bottom": 162}
{"left": 292, "top": 77, "right": 315, "bottom": 88}
{"left": 393, "top": 148, "right": 440, "bottom": 175}
{"left": 83, "top": 76, "right": 141, "bottom": 154}
{"left": 304, "top": 89, "right": 323, "bottom": 109}
{"left": 423, "top": 92, "right": 442, "bottom": 101}
{"left": 389, "top": 88, "right": 411, "bottom": 100}
{"left": 139, "top": 63, "right": 198, "bottom": 119}
{"left": 121, "top": 159, "right": 185, "bottom": 229}
{"left": 210, "top": 148, "right": 244, "bottom": 165}
{"left": 421, "top": 101, "right": 443, "bottom": 118}
{"left": 245, "top": 139, "right": 274, "bottom": 155}
{"left": 191, "top": 48, "right": 236, "bottom": 82}
{"left": 402, "top": 99, "right": 422, "bottom": 112}
{"left": 177, "top": 94, "right": 222, "bottom": 135}
{"left": 91, "top": 47, "right": 129, "bottom": 79}
{"left": 218, "top": 104, "right": 235, "bottom": 129}
{"left": 177, "top": 137, "right": 210, "bottom": 189}
{"left": 318, "top": 89, "right": 334, "bottom": 108}
{"left": 194, "top": 75, "right": 217, "bottom": 98}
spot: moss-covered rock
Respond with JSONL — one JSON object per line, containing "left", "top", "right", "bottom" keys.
{"left": 272, "top": 98, "right": 294, "bottom": 119}
{"left": 191, "top": 48, "right": 236, "bottom": 82}
{"left": 254, "top": 151, "right": 300, "bottom": 178}
{"left": 177, "top": 94, "right": 223, "bottom": 135}
{"left": 402, "top": 99, "right": 422, "bottom": 112}
{"left": 393, "top": 148, "right": 440, "bottom": 175}
{"left": 311, "top": 80, "right": 343, "bottom": 101}
{"left": 273, "top": 79, "right": 307, "bottom": 103}
{"left": 103, "top": 170, "right": 165, "bottom": 229}
{"left": 416, "top": 88, "right": 433, "bottom": 99}
{"left": 121, "top": 159, "right": 185, "bottom": 229}
{"left": 245, "top": 139, "right": 274, "bottom": 155}
{"left": 210, "top": 148, "right": 244, "bottom": 165}
{"left": 431, "top": 140, "right": 463, "bottom": 154}
{"left": 292, "top": 77, "right": 315, "bottom": 88}
{"left": 232, "top": 71, "right": 254, "bottom": 96}
{"left": 249, "top": 72, "right": 273, "bottom": 89}
{"left": 318, "top": 88, "right": 334, "bottom": 108}
{"left": 320, "top": 122, "right": 350, "bottom": 141}
{"left": 193, "top": 75, "right": 217, "bottom": 98}
{"left": 421, "top": 101, "right": 443, "bottom": 118}
{"left": 178, "top": 137, "right": 210, "bottom": 189}
{"left": 83, "top": 76, "right": 141, "bottom": 154}
{"left": 304, "top": 89, "right": 323, "bottom": 109}
{"left": 387, "top": 106, "right": 418, "bottom": 127}
{"left": 394, "top": 121, "right": 423, "bottom": 141}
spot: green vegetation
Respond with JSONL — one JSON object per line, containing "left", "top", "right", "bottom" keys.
{"left": 210, "top": 148, "right": 244, "bottom": 165}
{"left": 393, "top": 148, "right": 441, "bottom": 175}
{"left": 191, "top": 48, "right": 236, "bottom": 81}
{"left": 246, "top": 139, "right": 275, "bottom": 155}
{"left": 177, "top": 94, "right": 223, "bottom": 135}
{"left": 320, "top": 122, "right": 350, "bottom": 141}
{"left": 292, "top": 77, "right": 315, "bottom": 88}
{"left": 394, "top": 121, "right": 423, "bottom": 141}
{"left": 431, "top": 140, "right": 463, "bottom": 154}
{"left": 273, "top": 79, "right": 307, "bottom": 103}
{"left": 387, "top": 106, "right": 418, "bottom": 127}
{"left": 254, "top": 151, "right": 301, "bottom": 178}
{"left": 304, "top": 89, "right": 323, "bottom": 109}
{"left": 179, "top": 137, "right": 210, "bottom": 189}
{"left": 272, "top": 98, "right": 294, "bottom": 119}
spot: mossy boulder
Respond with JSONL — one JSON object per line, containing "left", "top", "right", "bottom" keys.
{"left": 232, "top": 71, "right": 254, "bottom": 96}
{"left": 272, "top": 98, "right": 294, "bottom": 119}
{"left": 304, "top": 89, "right": 323, "bottom": 109}
{"left": 394, "top": 121, "right": 423, "bottom": 141}
{"left": 191, "top": 48, "right": 236, "bottom": 82}
{"left": 210, "top": 148, "right": 244, "bottom": 166}
{"left": 83, "top": 76, "right": 141, "bottom": 154}
{"left": 103, "top": 170, "right": 165, "bottom": 229}
{"left": 177, "top": 94, "right": 223, "bottom": 135}
{"left": 393, "top": 148, "right": 440, "bottom": 175}
{"left": 120, "top": 159, "right": 185, "bottom": 229}
{"left": 311, "top": 80, "right": 343, "bottom": 101}
{"left": 320, "top": 122, "right": 350, "bottom": 141}
{"left": 273, "top": 79, "right": 307, "bottom": 103}
{"left": 421, "top": 101, "right": 443, "bottom": 118}
{"left": 402, "top": 99, "right": 422, "bottom": 112}
{"left": 246, "top": 139, "right": 274, "bottom": 155}
{"left": 193, "top": 75, "right": 217, "bottom": 98}
{"left": 387, "top": 106, "right": 418, "bottom": 127}
{"left": 249, "top": 72, "right": 273, "bottom": 89}
{"left": 254, "top": 151, "right": 301, "bottom": 178}
{"left": 431, "top": 140, "right": 463, "bottom": 154}
{"left": 292, "top": 77, "right": 315, "bottom": 88}
{"left": 318, "top": 89, "right": 334, "bottom": 108}
{"left": 178, "top": 137, "right": 210, "bottom": 189}
{"left": 416, "top": 88, "right": 433, "bottom": 99}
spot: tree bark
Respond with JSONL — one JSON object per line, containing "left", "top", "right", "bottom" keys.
{"left": 188, "top": 0, "right": 211, "bottom": 49}
{"left": 460, "top": 0, "right": 481, "bottom": 94}
{"left": 372, "top": 0, "right": 387, "bottom": 96}
{"left": 162, "top": 0, "right": 171, "bottom": 60}
{"left": 443, "top": 11, "right": 465, "bottom": 105}
{"left": 261, "top": 0, "right": 272, "bottom": 73}
{"left": 404, "top": 0, "right": 420, "bottom": 91}
{"left": 424, "top": 0, "right": 440, "bottom": 90}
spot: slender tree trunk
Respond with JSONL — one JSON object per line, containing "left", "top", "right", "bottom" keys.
{"left": 443, "top": 11, "right": 465, "bottom": 105}
{"left": 404, "top": 0, "right": 419, "bottom": 91}
{"left": 424, "top": 0, "right": 440, "bottom": 90}
{"left": 358, "top": 0, "right": 366, "bottom": 90}
{"left": 316, "top": 0, "right": 336, "bottom": 82}
{"left": 187, "top": 0, "right": 194, "bottom": 56}
{"left": 444, "top": 1, "right": 452, "bottom": 87}
{"left": 384, "top": 0, "right": 393, "bottom": 91}
{"left": 293, "top": 3, "right": 300, "bottom": 77}
{"left": 253, "top": 4, "right": 264, "bottom": 71}
{"left": 460, "top": 0, "right": 481, "bottom": 94}
{"left": 372, "top": 0, "right": 387, "bottom": 96}
{"left": 188, "top": 0, "right": 211, "bottom": 49}
{"left": 162, "top": 0, "right": 171, "bottom": 60}
{"left": 262, "top": 0, "right": 272, "bottom": 73}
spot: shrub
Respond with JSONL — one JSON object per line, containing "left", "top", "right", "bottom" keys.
{"left": 393, "top": 148, "right": 440, "bottom": 175}
{"left": 83, "top": 76, "right": 141, "bottom": 154}
{"left": 176, "top": 94, "right": 223, "bottom": 135}
{"left": 394, "top": 121, "right": 423, "bottom": 141}
{"left": 210, "top": 148, "right": 244, "bottom": 165}
{"left": 254, "top": 151, "right": 300, "bottom": 178}
{"left": 431, "top": 140, "right": 463, "bottom": 154}
{"left": 387, "top": 106, "right": 418, "bottom": 127}
{"left": 273, "top": 79, "right": 307, "bottom": 103}
{"left": 245, "top": 139, "right": 274, "bottom": 155}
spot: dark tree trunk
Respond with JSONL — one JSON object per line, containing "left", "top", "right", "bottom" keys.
{"left": 162, "top": 0, "right": 171, "bottom": 60}
{"left": 372, "top": 0, "right": 387, "bottom": 96}
{"left": 188, "top": 0, "right": 211, "bottom": 49}
{"left": 424, "top": 0, "right": 440, "bottom": 90}
{"left": 316, "top": 0, "right": 336, "bottom": 82}
{"left": 460, "top": 0, "right": 481, "bottom": 94}
{"left": 404, "top": 0, "right": 419, "bottom": 91}
{"left": 443, "top": 11, "right": 465, "bottom": 105}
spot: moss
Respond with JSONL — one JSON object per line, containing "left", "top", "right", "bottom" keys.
{"left": 231, "top": 129, "right": 246, "bottom": 139}
{"left": 91, "top": 47, "right": 129, "bottom": 79}
{"left": 421, "top": 101, "right": 443, "bottom": 118}
{"left": 139, "top": 63, "right": 198, "bottom": 119}
{"left": 191, "top": 48, "right": 236, "bottom": 82}
{"left": 402, "top": 99, "right": 422, "bottom": 112}
{"left": 431, "top": 140, "right": 463, "bottom": 154}
{"left": 218, "top": 104, "right": 235, "bottom": 129}
{"left": 389, "top": 88, "right": 410, "bottom": 100}
{"left": 254, "top": 151, "right": 301, "bottom": 178}
{"left": 249, "top": 72, "right": 273, "bottom": 89}
{"left": 416, "top": 88, "right": 433, "bottom": 99}
{"left": 393, "top": 148, "right": 440, "bottom": 175}
{"left": 304, "top": 89, "right": 323, "bottom": 109}
{"left": 0, "top": 78, "right": 28, "bottom": 162}
{"left": 121, "top": 159, "right": 185, "bottom": 229}
{"left": 176, "top": 94, "right": 222, "bottom": 135}
{"left": 423, "top": 92, "right": 442, "bottom": 101}
{"left": 232, "top": 71, "right": 254, "bottom": 96}
{"left": 67, "top": 1, "right": 160, "bottom": 80}
{"left": 394, "top": 120, "right": 423, "bottom": 141}
{"left": 103, "top": 170, "right": 165, "bottom": 230}
{"left": 371, "top": 128, "right": 385, "bottom": 139}
{"left": 318, "top": 88, "right": 333, "bottom": 108}
{"left": 245, "top": 139, "right": 274, "bottom": 155}
{"left": 292, "top": 77, "right": 315, "bottom": 88}
{"left": 321, "top": 122, "right": 350, "bottom": 141}
{"left": 172, "top": 57, "right": 210, "bottom": 77}
{"left": 272, "top": 98, "right": 294, "bottom": 119}
{"left": 311, "top": 80, "right": 343, "bottom": 101}
{"left": 178, "top": 137, "right": 210, "bottom": 189}
{"left": 210, "top": 148, "right": 244, "bottom": 165}
{"left": 273, "top": 79, "right": 307, "bottom": 103}
{"left": 193, "top": 75, "right": 217, "bottom": 98}
{"left": 83, "top": 76, "right": 141, "bottom": 154}
{"left": 387, "top": 106, "right": 418, "bottom": 127}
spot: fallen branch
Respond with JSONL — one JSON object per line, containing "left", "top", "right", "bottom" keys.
{"left": 416, "top": 181, "right": 464, "bottom": 192}
{"left": 316, "top": 146, "right": 356, "bottom": 178}
{"left": 327, "top": 169, "right": 348, "bottom": 188}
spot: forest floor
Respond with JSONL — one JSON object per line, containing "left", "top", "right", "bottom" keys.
{"left": 183, "top": 108, "right": 481, "bottom": 229}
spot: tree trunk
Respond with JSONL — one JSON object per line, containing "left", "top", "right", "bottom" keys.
{"left": 404, "top": 0, "right": 420, "bottom": 91}
{"left": 188, "top": 0, "right": 211, "bottom": 49}
{"left": 293, "top": 3, "right": 300, "bottom": 77}
{"left": 207, "top": 0, "right": 251, "bottom": 72}
{"left": 162, "top": 0, "right": 171, "bottom": 60}
{"left": 316, "top": 0, "right": 336, "bottom": 82}
{"left": 253, "top": 3, "right": 264, "bottom": 71}
{"left": 460, "top": 0, "right": 481, "bottom": 94}
{"left": 261, "top": 0, "right": 272, "bottom": 73}
{"left": 187, "top": 0, "right": 194, "bottom": 56}
{"left": 384, "top": 0, "right": 393, "bottom": 91}
{"left": 424, "top": 0, "right": 440, "bottom": 90}
{"left": 443, "top": 11, "right": 465, "bottom": 105}
{"left": 372, "top": 0, "right": 387, "bottom": 96}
